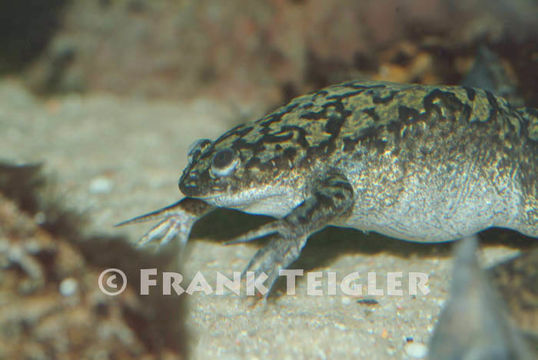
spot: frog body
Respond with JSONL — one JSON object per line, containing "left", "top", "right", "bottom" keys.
{"left": 121, "top": 80, "right": 537, "bottom": 292}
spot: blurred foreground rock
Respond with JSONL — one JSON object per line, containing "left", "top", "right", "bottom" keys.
{"left": 491, "top": 248, "right": 538, "bottom": 340}
{"left": 0, "top": 163, "right": 184, "bottom": 360}
{"left": 428, "top": 236, "right": 536, "bottom": 359}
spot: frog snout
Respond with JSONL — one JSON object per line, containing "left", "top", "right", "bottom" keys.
{"left": 178, "top": 170, "right": 200, "bottom": 196}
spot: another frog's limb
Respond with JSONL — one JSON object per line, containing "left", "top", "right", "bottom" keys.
{"left": 116, "top": 197, "right": 214, "bottom": 249}
{"left": 228, "top": 169, "right": 355, "bottom": 296}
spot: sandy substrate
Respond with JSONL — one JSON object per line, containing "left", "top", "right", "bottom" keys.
{"left": 0, "top": 79, "right": 521, "bottom": 359}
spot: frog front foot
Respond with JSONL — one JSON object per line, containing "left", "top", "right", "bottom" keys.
{"left": 117, "top": 197, "right": 213, "bottom": 249}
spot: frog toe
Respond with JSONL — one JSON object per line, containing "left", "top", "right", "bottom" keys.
{"left": 136, "top": 215, "right": 189, "bottom": 248}
{"left": 242, "top": 235, "right": 308, "bottom": 297}
{"left": 225, "top": 221, "right": 284, "bottom": 245}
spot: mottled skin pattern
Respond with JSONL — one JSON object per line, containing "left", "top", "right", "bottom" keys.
{"left": 122, "top": 80, "right": 537, "bottom": 293}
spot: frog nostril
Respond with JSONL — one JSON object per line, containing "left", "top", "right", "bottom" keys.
{"left": 179, "top": 169, "right": 200, "bottom": 192}
{"left": 186, "top": 170, "right": 199, "bottom": 180}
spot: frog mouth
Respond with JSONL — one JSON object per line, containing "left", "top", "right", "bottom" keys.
{"left": 198, "top": 188, "right": 285, "bottom": 209}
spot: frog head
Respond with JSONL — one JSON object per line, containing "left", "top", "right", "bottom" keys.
{"left": 178, "top": 123, "right": 302, "bottom": 210}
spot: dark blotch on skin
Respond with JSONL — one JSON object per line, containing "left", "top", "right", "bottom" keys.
{"left": 327, "top": 90, "right": 367, "bottom": 101}
{"left": 374, "top": 138, "right": 387, "bottom": 153}
{"left": 372, "top": 90, "right": 398, "bottom": 104}
{"left": 485, "top": 90, "right": 500, "bottom": 123}
{"left": 283, "top": 147, "right": 297, "bottom": 160}
{"left": 325, "top": 115, "right": 345, "bottom": 136}
{"left": 423, "top": 89, "right": 465, "bottom": 122}
{"left": 342, "top": 82, "right": 385, "bottom": 90}
{"left": 343, "top": 137, "right": 359, "bottom": 152}
{"left": 300, "top": 102, "right": 314, "bottom": 110}
{"left": 358, "top": 124, "right": 379, "bottom": 140}
{"left": 214, "top": 124, "right": 250, "bottom": 144}
{"left": 462, "top": 104, "right": 472, "bottom": 123}
{"left": 387, "top": 121, "right": 402, "bottom": 137}
{"left": 363, "top": 107, "right": 380, "bottom": 122}
{"left": 259, "top": 103, "right": 299, "bottom": 127}
{"left": 463, "top": 87, "right": 476, "bottom": 101}
{"left": 301, "top": 110, "right": 325, "bottom": 120}
{"left": 261, "top": 132, "right": 294, "bottom": 143}
{"left": 280, "top": 125, "right": 310, "bottom": 148}
{"left": 398, "top": 106, "right": 420, "bottom": 123}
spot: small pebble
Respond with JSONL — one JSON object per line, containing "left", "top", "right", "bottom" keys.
{"left": 59, "top": 277, "right": 78, "bottom": 297}
{"left": 357, "top": 298, "right": 379, "bottom": 306}
{"left": 341, "top": 296, "right": 352, "bottom": 305}
{"left": 381, "top": 328, "right": 388, "bottom": 338}
{"left": 334, "top": 322, "right": 347, "bottom": 331}
{"left": 34, "top": 211, "right": 46, "bottom": 224}
{"left": 404, "top": 342, "right": 428, "bottom": 358}
{"left": 89, "top": 176, "right": 113, "bottom": 194}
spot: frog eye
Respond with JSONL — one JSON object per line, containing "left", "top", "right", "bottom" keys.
{"left": 187, "top": 139, "right": 212, "bottom": 162}
{"left": 211, "top": 149, "right": 239, "bottom": 177}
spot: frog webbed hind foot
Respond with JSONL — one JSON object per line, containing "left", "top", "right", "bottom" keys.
{"left": 246, "top": 235, "right": 309, "bottom": 296}
{"left": 227, "top": 219, "right": 309, "bottom": 296}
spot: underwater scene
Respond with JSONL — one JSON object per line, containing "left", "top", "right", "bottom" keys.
{"left": 0, "top": 1, "right": 536, "bottom": 359}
